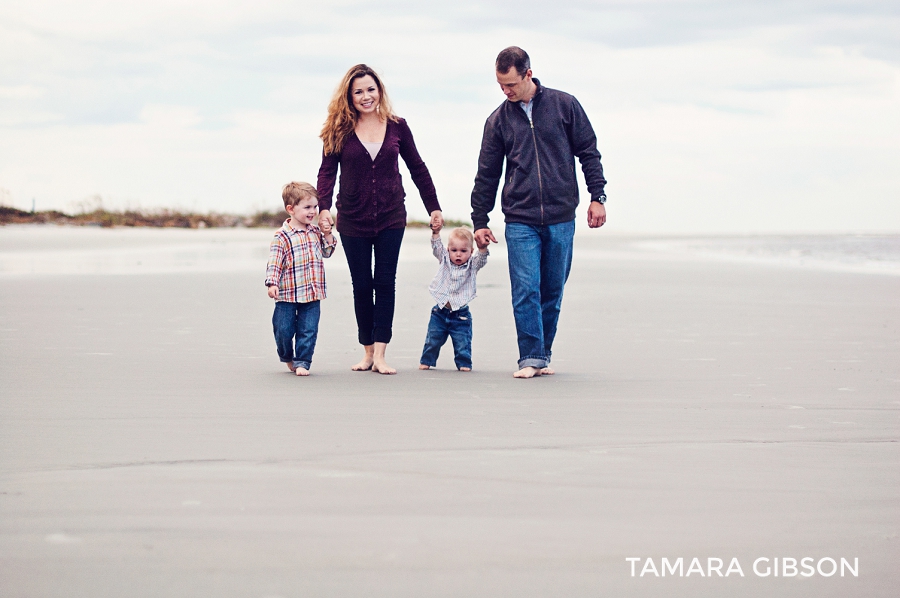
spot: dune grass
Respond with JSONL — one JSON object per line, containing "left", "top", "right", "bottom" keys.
{"left": 0, "top": 205, "right": 470, "bottom": 230}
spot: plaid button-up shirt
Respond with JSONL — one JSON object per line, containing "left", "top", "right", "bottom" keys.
{"left": 265, "top": 220, "right": 337, "bottom": 303}
{"left": 427, "top": 236, "right": 489, "bottom": 311}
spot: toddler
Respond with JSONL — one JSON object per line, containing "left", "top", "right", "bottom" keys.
{"left": 265, "top": 182, "right": 336, "bottom": 376}
{"left": 419, "top": 225, "right": 489, "bottom": 371}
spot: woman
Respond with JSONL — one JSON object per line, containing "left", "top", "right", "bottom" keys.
{"left": 317, "top": 64, "right": 443, "bottom": 374}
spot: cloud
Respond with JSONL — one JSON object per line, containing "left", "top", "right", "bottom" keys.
{"left": 0, "top": 1, "right": 898, "bottom": 232}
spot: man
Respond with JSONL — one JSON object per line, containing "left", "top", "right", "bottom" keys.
{"left": 471, "top": 46, "right": 608, "bottom": 378}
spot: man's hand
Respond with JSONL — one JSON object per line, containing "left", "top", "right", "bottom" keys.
{"left": 474, "top": 228, "right": 497, "bottom": 249}
{"left": 430, "top": 210, "right": 444, "bottom": 233}
{"left": 587, "top": 202, "right": 606, "bottom": 228}
{"left": 267, "top": 285, "right": 278, "bottom": 300}
{"left": 318, "top": 209, "right": 334, "bottom": 231}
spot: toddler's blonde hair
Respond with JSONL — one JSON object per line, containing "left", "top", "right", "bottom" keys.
{"left": 448, "top": 227, "right": 474, "bottom": 247}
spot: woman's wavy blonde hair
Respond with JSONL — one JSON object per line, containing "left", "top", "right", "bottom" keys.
{"left": 320, "top": 64, "right": 398, "bottom": 156}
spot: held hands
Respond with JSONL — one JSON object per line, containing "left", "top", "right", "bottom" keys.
{"left": 587, "top": 202, "right": 606, "bottom": 228}
{"left": 267, "top": 285, "right": 278, "bottom": 300}
{"left": 474, "top": 228, "right": 497, "bottom": 251}
{"left": 318, "top": 209, "right": 334, "bottom": 233}
{"left": 430, "top": 210, "right": 444, "bottom": 233}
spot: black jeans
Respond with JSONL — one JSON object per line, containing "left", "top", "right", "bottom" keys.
{"left": 340, "top": 227, "right": 405, "bottom": 345}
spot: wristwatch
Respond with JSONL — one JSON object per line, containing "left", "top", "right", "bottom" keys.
{"left": 591, "top": 195, "right": 607, "bottom": 204}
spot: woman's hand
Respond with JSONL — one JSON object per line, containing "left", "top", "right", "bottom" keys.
{"left": 318, "top": 209, "right": 334, "bottom": 231}
{"left": 430, "top": 210, "right": 444, "bottom": 233}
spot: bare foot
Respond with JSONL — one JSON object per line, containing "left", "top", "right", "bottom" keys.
{"left": 295, "top": 367, "right": 310, "bottom": 376}
{"left": 370, "top": 342, "right": 395, "bottom": 375}
{"left": 351, "top": 345, "right": 375, "bottom": 371}
{"left": 419, "top": 364, "right": 432, "bottom": 370}
{"left": 372, "top": 358, "right": 397, "bottom": 375}
{"left": 459, "top": 367, "right": 471, "bottom": 372}
{"left": 351, "top": 358, "right": 373, "bottom": 371}
{"left": 540, "top": 367, "right": 555, "bottom": 375}
{"left": 286, "top": 362, "right": 296, "bottom": 372}
{"left": 513, "top": 366, "right": 542, "bottom": 378}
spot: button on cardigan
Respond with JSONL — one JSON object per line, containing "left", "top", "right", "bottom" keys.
{"left": 316, "top": 118, "right": 442, "bottom": 237}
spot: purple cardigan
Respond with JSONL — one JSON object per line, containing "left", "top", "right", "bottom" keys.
{"left": 316, "top": 118, "right": 441, "bottom": 237}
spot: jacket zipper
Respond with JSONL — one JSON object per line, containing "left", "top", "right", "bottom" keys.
{"left": 529, "top": 114, "right": 544, "bottom": 225}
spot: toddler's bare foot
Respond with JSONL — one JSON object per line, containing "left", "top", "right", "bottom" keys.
{"left": 372, "top": 359, "right": 397, "bottom": 375}
{"left": 419, "top": 364, "right": 431, "bottom": 370}
{"left": 459, "top": 367, "right": 471, "bottom": 372}
{"left": 540, "top": 367, "right": 555, "bottom": 375}
{"left": 513, "top": 366, "right": 542, "bottom": 378}
{"left": 286, "top": 362, "right": 296, "bottom": 372}
{"left": 295, "top": 367, "right": 310, "bottom": 376}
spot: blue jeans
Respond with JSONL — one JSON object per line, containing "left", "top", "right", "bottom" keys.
{"left": 419, "top": 305, "right": 473, "bottom": 370}
{"left": 340, "top": 228, "right": 405, "bottom": 345}
{"left": 272, "top": 300, "right": 320, "bottom": 370}
{"left": 504, "top": 220, "right": 575, "bottom": 369}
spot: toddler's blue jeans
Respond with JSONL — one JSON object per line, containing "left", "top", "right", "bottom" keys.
{"left": 419, "top": 305, "right": 473, "bottom": 370}
{"left": 272, "top": 300, "right": 320, "bottom": 371}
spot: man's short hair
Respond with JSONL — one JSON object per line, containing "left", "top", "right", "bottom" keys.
{"left": 449, "top": 227, "right": 475, "bottom": 247}
{"left": 282, "top": 182, "right": 318, "bottom": 208}
{"left": 496, "top": 46, "right": 530, "bottom": 78}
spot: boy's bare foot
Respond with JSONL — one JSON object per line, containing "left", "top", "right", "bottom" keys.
{"left": 419, "top": 364, "right": 431, "bottom": 370}
{"left": 286, "top": 362, "right": 296, "bottom": 372}
{"left": 459, "top": 367, "right": 471, "bottom": 372}
{"left": 513, "top": 366, "right": 542, "bottom": 378}
{"left": 540, "top": 367, "right": 555, "bottom": 375}
{"left": 295, "top": 367, "right": 310, "bottom": 376}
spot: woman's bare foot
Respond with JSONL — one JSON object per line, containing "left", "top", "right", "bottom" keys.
{"left": 419, "top": 364, "right": 432, "bottom": 370}
{"left": 540, "top": 367, "right": 555, "bottom": 375}
{"left": 351, "top": 345, "right": 375, "bottom": 371}
{"left": 459, "top": 367, "right": 471, "bottom": 372}
{"left": 371, "top": 342, "right": 396, "bottom": 375}
{"left": 295, "top": 367, "right": 310, "bottom": 376}
{"left": 286, "top": 362, "right": 296, "bottom": 372}
{"left": 513, "top": 366, "right": 542, "bottom": 378}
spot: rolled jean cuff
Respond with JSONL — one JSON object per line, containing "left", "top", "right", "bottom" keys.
{"left": 292, "top": 359, "right": 311, "bottom": 370}
{"left": 518, "top": 356, "right": 548, "bottom": 369}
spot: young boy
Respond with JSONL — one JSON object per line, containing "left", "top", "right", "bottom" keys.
{"left": 418, "top": 225, "right": 489, "bottom": 371}
{"left": 265, "top": 182, "right": 336, "bottom": 376}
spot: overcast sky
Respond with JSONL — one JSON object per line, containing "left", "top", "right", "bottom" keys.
{"left": 1, "top": 0, "right": 898, "bottom": 233}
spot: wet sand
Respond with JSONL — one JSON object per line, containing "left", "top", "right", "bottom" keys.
{"left": 1, "top": 226, "right": 898, "bottom": 597}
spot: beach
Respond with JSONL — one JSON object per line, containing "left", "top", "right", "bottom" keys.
{"left": 1, "top": 225, "right": 898, "bottom": 597}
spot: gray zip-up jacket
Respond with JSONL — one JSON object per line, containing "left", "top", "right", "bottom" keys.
{"left": 470, "top": 79, "right": 607, "bottom": 231}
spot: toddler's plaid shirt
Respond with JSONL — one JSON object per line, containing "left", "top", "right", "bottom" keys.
{"left": 265, "top": 220, "right": 337, "bottom": 303}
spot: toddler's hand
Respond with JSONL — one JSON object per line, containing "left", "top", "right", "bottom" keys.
{"left": 320, "top": 219, "right": 332, "bottom": 235}
{"left": 267, "top": 285, "right": 278, "bottom": 299}
{"left": 430, "top": 210, "right": 443, "bottom": 233}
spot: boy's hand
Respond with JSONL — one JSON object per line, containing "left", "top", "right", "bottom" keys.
{"left": 319, "top": 217, "right": 332, "bottom": 235}
{"left": 318, "top": 209, "right": 334, "bottom": 231}
{"left": 267, "top": 285, "right": 278, "bottom": 299}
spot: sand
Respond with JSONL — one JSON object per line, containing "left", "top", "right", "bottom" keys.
{"left": 1, "top": 226, "right": 898, "bottom": 597}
